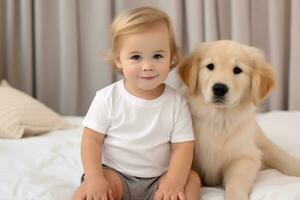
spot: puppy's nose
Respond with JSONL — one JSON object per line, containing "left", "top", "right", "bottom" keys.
{"left": 213, "top": 83, "right": 228, "bottom": 97}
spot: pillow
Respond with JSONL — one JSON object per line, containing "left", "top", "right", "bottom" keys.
{"left": 0, "top": 80, "right": 75, "bottom": 139}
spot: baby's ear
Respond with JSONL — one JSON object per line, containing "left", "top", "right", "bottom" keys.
{"left": 177, "top": 51, "right": 201, "bottom": 95}
{"left": 247, "top": 47, "right": 276, "bottom": 106}
{"left": 115, "top": 56, "right": 122, "bottom": 69}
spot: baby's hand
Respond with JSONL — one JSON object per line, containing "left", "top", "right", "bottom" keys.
{"left": 154, "top": 176, "right": 186, "bottom": 200}
{"left": 82, "top": 175, "right": 114, "bottom": 200}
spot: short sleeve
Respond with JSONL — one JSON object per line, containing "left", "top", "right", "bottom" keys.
{"left": 171, "top": 98, "right": 195, "bottom": 143}
{"left": 82, "top": 92, "right": 110, "bottom": 134}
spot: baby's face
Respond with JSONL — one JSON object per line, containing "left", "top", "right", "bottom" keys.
{"left": 116, "top": 23, "right": 171, "bottom": 92}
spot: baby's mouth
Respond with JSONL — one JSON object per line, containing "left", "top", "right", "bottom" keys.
{"left": 139, "top": 75, "right": 158, "bottom": 80}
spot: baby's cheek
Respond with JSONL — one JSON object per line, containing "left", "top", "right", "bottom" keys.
{"left": 123, "top": 67, "right": 137, "bottom": 78}
{"left": 161, "top": 64, "right": 171, "bottom": 74}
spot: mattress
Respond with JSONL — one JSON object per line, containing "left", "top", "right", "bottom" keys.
{"left": 0, "top": 111, "right": 300, "bottom": 200}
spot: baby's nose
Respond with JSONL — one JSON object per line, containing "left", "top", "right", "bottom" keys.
{"left": 142, "top": 61, "right": 154, "bottom": 71}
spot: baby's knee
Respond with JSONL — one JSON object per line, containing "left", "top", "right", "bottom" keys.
{"left": 103, "top": 170, "right": 124, "bottom": 200}
{"left": 72, "top": 183, "right": 86, "bottom": 200}
{"left": 188, "top": 170, "right": 201, "bottom": 186}
{"left": 108, "top": 181, "right": 123, "bottom": 200}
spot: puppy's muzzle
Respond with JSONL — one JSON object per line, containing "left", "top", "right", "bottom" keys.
{"left": 212, "top": 83, "right": 228, "bottom": 97}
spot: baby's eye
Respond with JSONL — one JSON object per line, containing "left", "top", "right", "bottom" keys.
{"left": 153, "top": 54, "right": 163, "bottom": 60}
{"left": 130, "top": 55, "right": 142, "bottom": 61}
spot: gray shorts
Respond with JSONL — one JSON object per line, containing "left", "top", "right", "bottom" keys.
{"left": 81, "top": 165, "right": 161, "bottom": 200}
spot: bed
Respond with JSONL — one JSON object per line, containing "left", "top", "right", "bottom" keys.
{"left": 1, "top": 111, "right": 300, "bottom": 200}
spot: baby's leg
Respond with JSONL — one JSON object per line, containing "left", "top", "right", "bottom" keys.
{"left": 72, "top": 169, "right": 124, "bottom": 200}
{"left": 103, "top": 168, "right": 124, "bottom": 199}
{"left": 185, "top": 170, "right": 201, "bottom": 200}
{"left": 72, "top": 183, "right": 86, "bottom": 200}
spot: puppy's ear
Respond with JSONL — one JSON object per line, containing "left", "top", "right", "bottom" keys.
{"left": 177, "top": 52, "right": 200, "bottom": 95}
{"left": 248, "top": 47, "right": 276, "bottom": 106}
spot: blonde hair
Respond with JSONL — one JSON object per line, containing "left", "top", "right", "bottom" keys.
{"left": 106, "top": 7, "right": 179, "bottom": 73}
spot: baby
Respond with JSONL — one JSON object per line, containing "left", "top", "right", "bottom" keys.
{"left": 73, "top": 7, "right": 201, "bottom": 200}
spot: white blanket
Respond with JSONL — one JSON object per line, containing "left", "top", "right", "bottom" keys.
{"left": 0, "top": 111, "right": 300, "bottom": 200}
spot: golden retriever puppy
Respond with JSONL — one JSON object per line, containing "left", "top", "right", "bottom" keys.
{"left": 178, "top": 40, "right": 300, "bottom": 200}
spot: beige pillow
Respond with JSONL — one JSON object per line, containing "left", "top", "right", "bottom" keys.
{"left": 0, "top": 80, "right": 75, "bottom": 139}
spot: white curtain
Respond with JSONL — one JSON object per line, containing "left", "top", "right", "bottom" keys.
{"left": 0, "top": 0, "right": 299, "bottom": 115}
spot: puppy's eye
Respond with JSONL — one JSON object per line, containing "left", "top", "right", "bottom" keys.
{"left": 233, "top": 66, "right": 242, "bottom": 74}
{"left": 206, "top": 63, "right": 214, "bottom": 71}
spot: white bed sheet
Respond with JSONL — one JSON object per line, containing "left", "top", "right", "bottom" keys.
{"left": 0, "top": 111, "right": 300, "bottom": 200}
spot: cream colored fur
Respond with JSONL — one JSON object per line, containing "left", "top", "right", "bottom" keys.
{"left": 178, "top": 40, "right": 300, "bottom": 200}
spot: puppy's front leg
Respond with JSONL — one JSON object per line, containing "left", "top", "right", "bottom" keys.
{"left": 223, "top": 158, "right": 261, "bottom": 200}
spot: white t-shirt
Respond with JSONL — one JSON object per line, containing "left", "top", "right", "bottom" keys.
{"left": 82, "top": 79, "right": 194, "bottom": 178}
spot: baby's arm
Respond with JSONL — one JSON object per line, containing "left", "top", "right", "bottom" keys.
{"left": 167, "top": 141, "right": 194, "bottom": 185}
{"left": 81, "top": 127, "right": 105, "bottom": 178}
{"left": 155, "top": 141, "right": 194, "bottom": 199}
{"left": 80, "top": 127, "right": 113, "bottom": 199}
